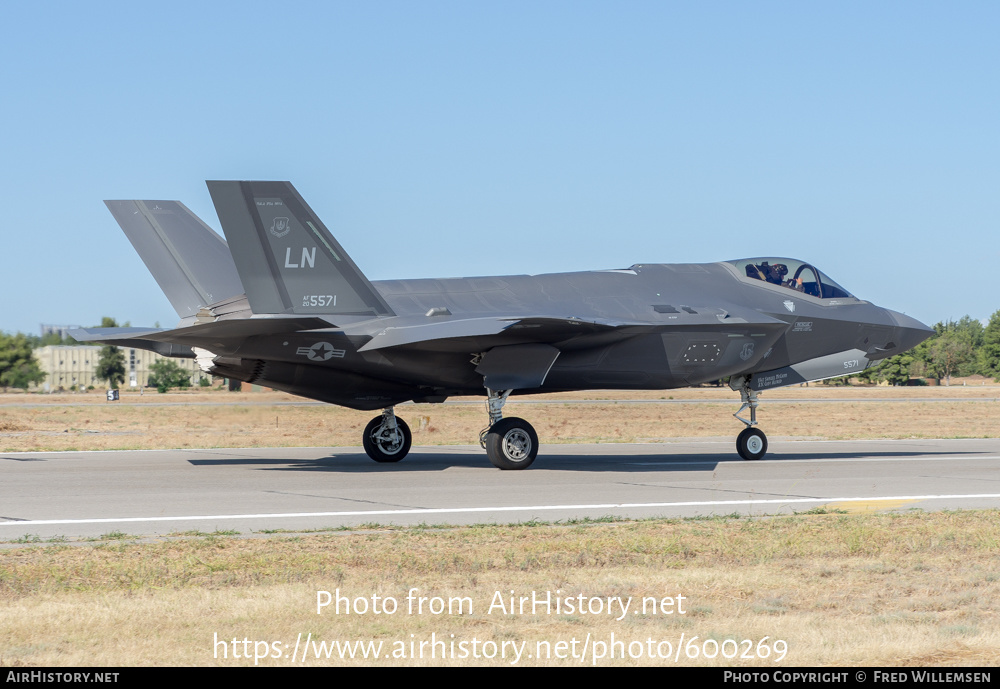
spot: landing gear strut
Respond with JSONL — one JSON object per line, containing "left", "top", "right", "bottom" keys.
{"left": 480, "top": 388, "right": 538, "bottom": 470}
{"left": 731, "top": 376, "right": 767, "bottom": 461}
{"left": 363, "top": 407, "right": 412, "bottom": 463}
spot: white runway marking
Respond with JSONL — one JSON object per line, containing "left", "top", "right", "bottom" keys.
{"left": 628, "top": 454, "right": 1000, "bottom": 466}
{"left": 3, "top": 493, "right": 1000, "bottom": 527}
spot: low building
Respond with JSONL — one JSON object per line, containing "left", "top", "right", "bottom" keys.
{"left": 35, "top": 345, "right": 204, "bottom": 390}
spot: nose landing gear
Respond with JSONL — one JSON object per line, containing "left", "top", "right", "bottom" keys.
{"left": 731, "top": 376, "right": 767, "bottom": 460}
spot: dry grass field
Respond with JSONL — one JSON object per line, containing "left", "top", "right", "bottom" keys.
{"left": 1, "top": 513, "right": 998, "bottom": 666}
{"left": 2, "top": 386, "right": 999, "bottom": 667}
{"left": 2, "top": 383, "right": 1000, "bottom": 453}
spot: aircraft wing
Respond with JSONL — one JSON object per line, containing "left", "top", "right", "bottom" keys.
{"left": 352, "top": 311, "right": 788, "bottom": 390}
{"left": 354, "top": 315, "right": 629, "bottom": 352}
{"left": 353, "top": 309, "right": 788, "bottom": 353}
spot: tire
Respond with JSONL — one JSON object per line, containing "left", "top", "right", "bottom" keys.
{"left": 736, "top": 427, "right": 767, "bottom": 461}
{"left": 484, "top": 417, "right": 538, "bottom": 470}
{"left": 363, "top": 416, "right": 412, "bottom": 463}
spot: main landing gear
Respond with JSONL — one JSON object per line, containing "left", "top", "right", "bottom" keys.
{"left": 731, "top": 375, "right": 767, "bottom": 460}
{"left": 362, "top": 407, "right": 412, "bottom": 463}
{"left": 479, "top": 388, "right": 538, "bottom": 470}
{"left": 360, "top": 392, "right": 539, "bottom": 470}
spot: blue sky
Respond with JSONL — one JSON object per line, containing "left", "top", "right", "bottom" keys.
{"left": 2, "top": 2, "right": 997, "bottom": 334}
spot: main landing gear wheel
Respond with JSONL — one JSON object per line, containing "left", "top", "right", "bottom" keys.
{"left": 363, "top": 415, "right": 412, "bottom": 463}
{"left": 484, "top": 417, "right": 538, "bottom": 470}
{"left": 736, "top": 427, "right": 767, "bottom": 461}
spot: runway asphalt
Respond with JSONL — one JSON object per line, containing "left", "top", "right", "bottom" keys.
{"left": 2, "top": 438, "right": 999, "bottom": 541}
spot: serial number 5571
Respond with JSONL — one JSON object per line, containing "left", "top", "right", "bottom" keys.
{"left": 303, "top": 295, "right": 336, "bottom": 307}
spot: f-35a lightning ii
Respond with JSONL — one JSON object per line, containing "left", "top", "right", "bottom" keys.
{"left": 73, "top": 181, "right": 933, "bottom": 469}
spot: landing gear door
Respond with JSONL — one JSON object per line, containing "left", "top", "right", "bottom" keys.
{"left": 475, "top": 344, "right": 561, "bottom": 390}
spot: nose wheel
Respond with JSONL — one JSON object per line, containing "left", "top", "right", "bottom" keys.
{"left": 736, "top": 426, "right": 767, "bottom": 461}
{"left": 731, "top": 375, "right": 768, "bottom": 461}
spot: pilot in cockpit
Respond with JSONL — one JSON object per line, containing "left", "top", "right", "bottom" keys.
{"left": 761, "top": 262, "right": 786, "bottom": 285}
{"left": 740, "top": 258, "right": 855, "bottom": 299}
{"left": 750, "top": 261, "right": 804, "bottom": 292}
{"left": 771, "top": 263, "right": 804, "bottom": 291}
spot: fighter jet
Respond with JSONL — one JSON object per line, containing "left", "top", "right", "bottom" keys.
{"left": 72, "top": 181, "right": 933, "bottom": 469}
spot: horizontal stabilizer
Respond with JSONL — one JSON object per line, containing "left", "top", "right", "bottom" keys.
{"left": 134, "top": 316, "right": 334, "bottom": 345}
{"left": 68, "top": 327, "right": 194, "bottom": 358}
{"left": 70, "top": 316, "right": 333, "bottom": 356}
{"left": 70, "top": 326, "right": 168, "bottom": 341}
{"left": 207, "top": 181, "right": 394, "bottom": 318}
{"left": 104, "top": 200, "right": 244, "bottom": 318}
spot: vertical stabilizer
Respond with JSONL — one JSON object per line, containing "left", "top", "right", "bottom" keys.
{"left": 206, "top": 181, "right": 394, "bottom": 317}
{"left": 105, "top": 200, "right": 244, "bottom": 318}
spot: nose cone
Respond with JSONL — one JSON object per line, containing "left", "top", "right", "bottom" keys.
{"left": 885, "top": 309, "right": 934, "bottom": 354}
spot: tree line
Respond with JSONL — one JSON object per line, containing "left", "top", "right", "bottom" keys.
{"left": 856, "top": 312, "right": 1000, "bottom": 385}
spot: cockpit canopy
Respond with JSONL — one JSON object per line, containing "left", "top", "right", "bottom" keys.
{"left": 729, "top": 258, "right": 854, "bottom": 299}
